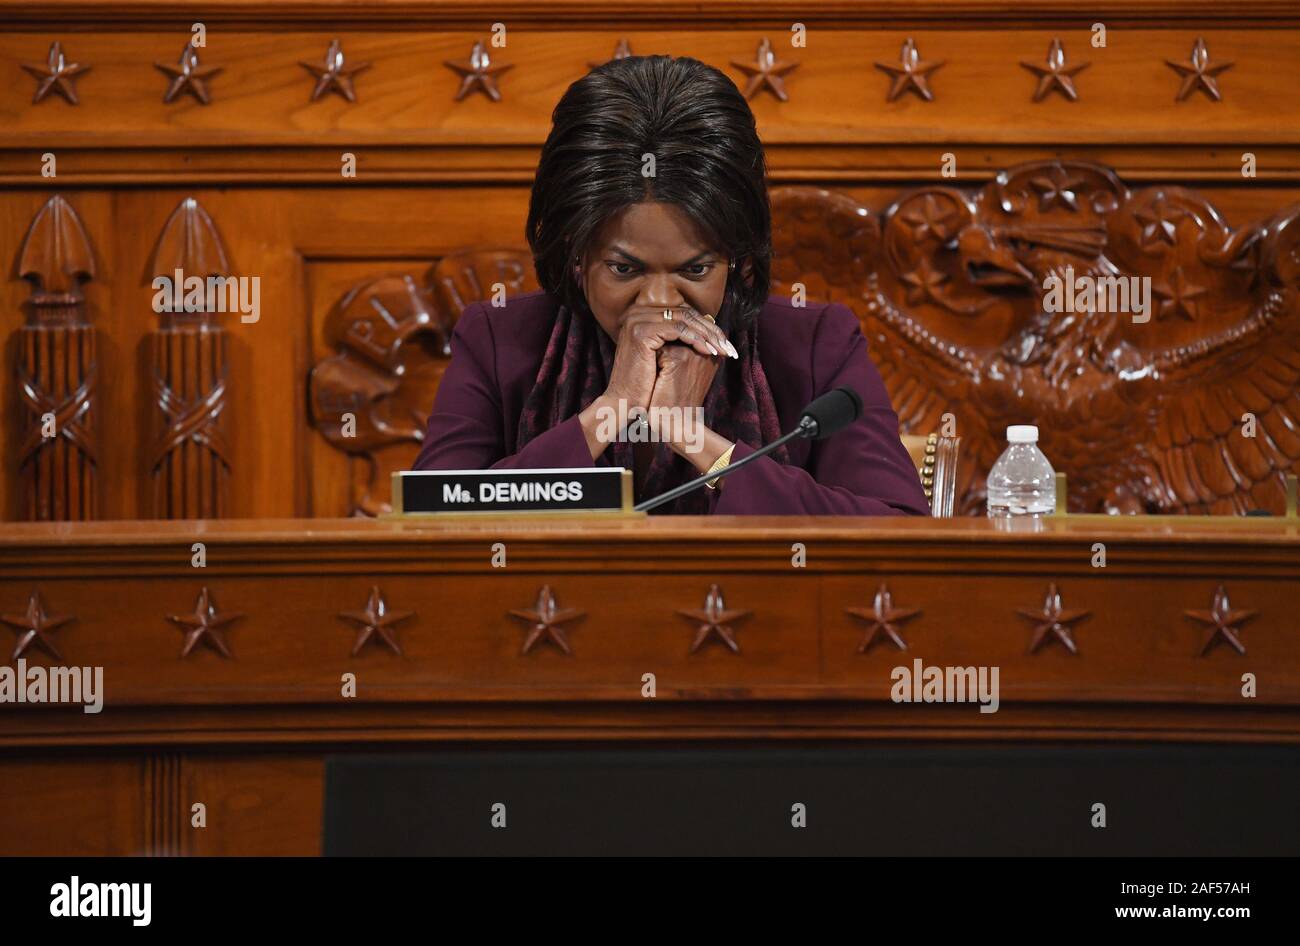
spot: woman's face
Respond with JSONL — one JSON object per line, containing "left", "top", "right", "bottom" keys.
{"left": 578, "top": 201, "right": 730, "bottom": 339}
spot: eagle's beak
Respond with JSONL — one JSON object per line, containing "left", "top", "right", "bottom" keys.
{"left": 957, "top": 228, "right": 1035, "bottom": 287}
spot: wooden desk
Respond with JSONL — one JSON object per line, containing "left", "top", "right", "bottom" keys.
{"left": 1, "top": 515, "right": 1298, "bottom": 854}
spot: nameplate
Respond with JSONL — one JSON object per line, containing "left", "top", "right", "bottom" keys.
{"left": 391, "top": 468, "right": 633, "bottom": 515}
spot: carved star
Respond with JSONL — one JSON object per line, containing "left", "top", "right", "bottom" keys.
{"left": 1134, "top": 198, "right": 1186, "bottom": 250}
{"left": 21, "top": 41, "right": 90, "bottom": 105}
{"left": 445, "top": 40, "right": 513, "bottom": 102}
{"left": 1017, "top": 583, "right": 1089, "bottom": 654}
{"left": 1029, "top": 165, "right": 1085, "bottom": 212}
{"left": 509, "top": 586, "right": 582, "bottom": 655}
{"left": 1152, "top": 266, "right": 1207, "bottom": 322}
{"left": 1020, "top": 38, "right": 1089, "bottom": 102}
{"left": 1166, "top": 37, "right": 1233, "bottom": 102}
{"left": 339, "top": 586, "right": 413, "bottom": 656}
{"left": 899, "top": 194, "right": 961, "bottom": 243}
{"left": 166, "top": 587, "right": 244, "bottom": 658}
{"left": 731, "top": 37, "right": 799, "bottom": 102}
{"left": 155, "top": 44, "right": 222, "bottom": 105}
{"left": 875, "top": 37, "right": 944, "bottom": 102}
{"left": 900, "top": 256, "right": 951, "bottom": 305}
{"left": 1, "top": 591, "right": 74, "bottom": 661}
{"left": 846, "top": 584, "right": 921, "bottom": 653}
{"left": 1185, "top": 585, "right": 1255, "bottom": 655}
{"left": 300, "top": 38, "right": 371, "bottom": 103}
{"left": 678, "top": 584, "right": 751, "bottom": 654}
{"left": 589, "top": 38, "right": 634, "bottom": 69}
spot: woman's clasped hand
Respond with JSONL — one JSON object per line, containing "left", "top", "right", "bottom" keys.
{"left": 601, "top": 303, "right": 737, "bottom": 442}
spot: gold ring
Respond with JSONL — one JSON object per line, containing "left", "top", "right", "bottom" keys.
{"left": 701, "top": 312, "right": 716, "bottom": 324}
{"left": 662, "top": 309, "right": 673, "bottom": 321}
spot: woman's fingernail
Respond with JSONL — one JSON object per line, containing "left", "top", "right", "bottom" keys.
{"left": 707, "top": 343, "right": 719, "bottom": 356}
{"left": 726, "top": 341, "right": 740, "bottom": 359}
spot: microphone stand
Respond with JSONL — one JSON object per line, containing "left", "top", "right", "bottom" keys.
{"left": 633, "top": 421, "right": 813, "bottom": 513}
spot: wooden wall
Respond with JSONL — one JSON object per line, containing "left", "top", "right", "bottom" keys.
{"left": 2, "top": 1, "right": 1299, "bottom": 520}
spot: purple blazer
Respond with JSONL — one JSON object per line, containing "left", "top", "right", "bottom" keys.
{"left": 413, "top": 291, "right": 931, "bottom": 516}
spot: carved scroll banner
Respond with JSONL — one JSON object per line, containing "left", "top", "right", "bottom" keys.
{"left": 308, "top": 249, "right": 537, "bottom": 516}
{"left": 146, "top": 197, "right": 233, "bottom": 519}
{"left": 15, "top": 195, "right": 98, "bottom": 521}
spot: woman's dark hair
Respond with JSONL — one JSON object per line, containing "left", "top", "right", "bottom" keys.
{"left": 526, "top": 55, "right": 772, "bottom": 326}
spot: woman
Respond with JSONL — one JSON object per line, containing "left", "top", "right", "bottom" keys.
{"left": 413, "top": 55, "right": 930, "bottom": 516}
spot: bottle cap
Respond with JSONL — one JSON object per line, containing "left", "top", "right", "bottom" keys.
{"left": 1007, "top": 424, "right": 1039, "bottom": 444}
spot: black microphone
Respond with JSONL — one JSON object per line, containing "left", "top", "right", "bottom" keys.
{"left": 633, "top": 386, "right": 865, "bottom": 512}
{"left": 797, "top": 385, "right": 863, "bottom": 440}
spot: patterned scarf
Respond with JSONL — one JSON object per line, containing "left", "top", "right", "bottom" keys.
{"left": 517, "top": 295, "right": 789, "bottom": 514}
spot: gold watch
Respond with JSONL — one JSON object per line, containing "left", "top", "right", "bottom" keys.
{"left": 705, "top": 444, "right": 735, "bottom": 489}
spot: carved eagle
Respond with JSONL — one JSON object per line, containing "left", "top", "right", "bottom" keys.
{"left": 771, "top": 161, "right": 1300, "bottom": 514}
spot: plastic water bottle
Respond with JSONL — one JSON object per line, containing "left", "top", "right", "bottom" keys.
{"left": 986, "top": 425, "right": 1056, "bottom": 519}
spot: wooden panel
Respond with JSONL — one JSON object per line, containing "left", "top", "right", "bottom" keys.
{"left": 0, "top": 756, "right": 145, "bottom": 855}
{"left": 7, "top": 0, "right": 1298, "bottom": 30}
{"left": 3, "top": 568, "right": 1296, "bottom": 703}
{"left": 0, "top": 516, "right": 1296, "bottom": 732}
{"left": 2, "top": 179, "right": 1297, "bottom": 521}
{"left": 0, "top": 30, "right": 1294, "bottom": 144}
{"left": 0, "top": 514, "right": 1296, "bottom": 861}
{"left": 184, "top": 754, "right": 324, "bottom": 855}
{"left": 0, "top": 752, "right": 323, "bottom": 855}
{"left": 769, "top": 173, "right": 1300, "bottom": 515}
{"left": 0, "top": 187, "right": 528, "bottom": 519}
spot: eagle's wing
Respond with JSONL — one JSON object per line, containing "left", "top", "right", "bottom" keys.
{"left": 1143, "top": 203, "right": 1300, "bottom": 513}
